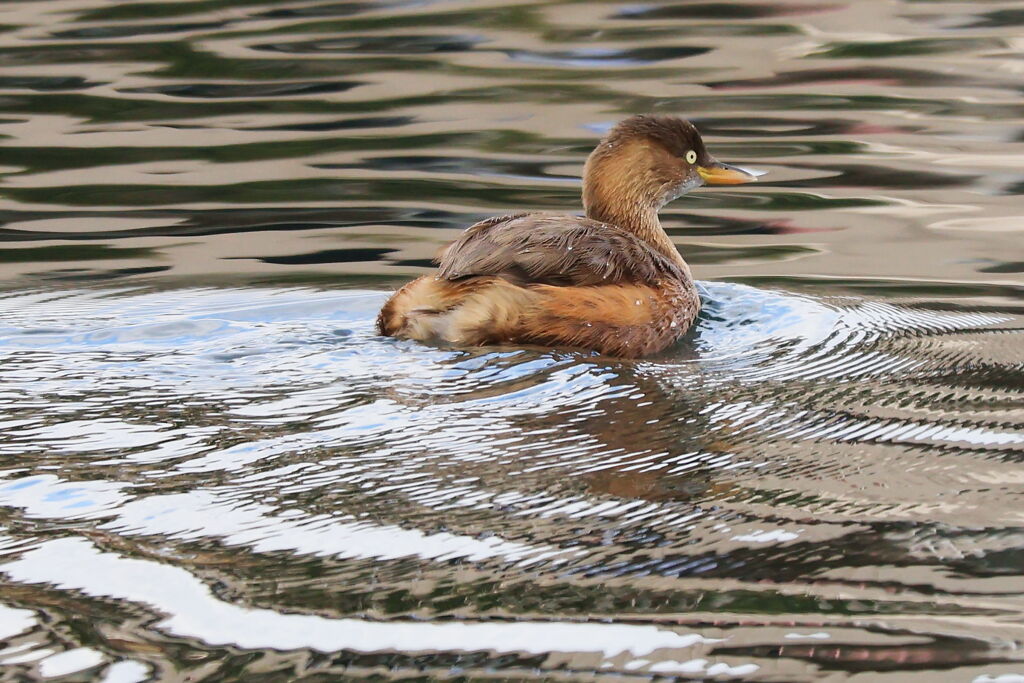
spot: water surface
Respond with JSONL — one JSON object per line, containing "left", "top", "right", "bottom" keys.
{"left": 0, "top": 0, "right": 1022, "bottom": 680}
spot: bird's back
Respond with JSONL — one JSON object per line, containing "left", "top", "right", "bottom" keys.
{"left": 437, "top": 212, "right": 687, "bottom": 287}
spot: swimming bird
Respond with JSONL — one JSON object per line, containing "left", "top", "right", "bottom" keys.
{"left": 377, "top": 115, "right": 759, "bottom": 357}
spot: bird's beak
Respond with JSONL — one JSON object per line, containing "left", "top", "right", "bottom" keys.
{"left": 697, "top": 161, "right": 763, "bottom": 185}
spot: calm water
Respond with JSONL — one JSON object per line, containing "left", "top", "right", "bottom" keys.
{"left": 0, "top": 0, "right": 1022, "bottom": 680}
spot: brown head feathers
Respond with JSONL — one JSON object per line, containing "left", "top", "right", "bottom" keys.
{"left": 581, "top": 115, "right": 711, "bottom": 252}
{"left": 601, "top": 115, "right": 713, "bottom": 166}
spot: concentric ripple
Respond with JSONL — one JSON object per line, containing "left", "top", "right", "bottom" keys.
{"left": 0, "top": 282, "right": 1021, "bottom": 680}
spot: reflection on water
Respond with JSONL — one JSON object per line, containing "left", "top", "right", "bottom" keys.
{"left": 0, "top": 0, "right": 1022, "bottom": 680}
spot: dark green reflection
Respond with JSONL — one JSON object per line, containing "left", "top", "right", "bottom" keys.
{"left": 0, "top": 244, "right": 157, "bottom": 262}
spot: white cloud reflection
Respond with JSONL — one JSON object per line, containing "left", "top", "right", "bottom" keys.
{"left": 1, "top": 538, "right": 716, "bottom": 660}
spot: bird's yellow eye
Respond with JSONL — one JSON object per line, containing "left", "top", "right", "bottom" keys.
{"left": 685, "top": 150, "right": 697, "bottom": 164}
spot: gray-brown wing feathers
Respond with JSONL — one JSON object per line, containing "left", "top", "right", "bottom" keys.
{"left": 436, "top": 213, "right": 682, "bottom": 287}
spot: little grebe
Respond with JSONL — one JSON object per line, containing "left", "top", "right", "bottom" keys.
{"left": 377, "top": 115, "right": 759, "bottom": 357}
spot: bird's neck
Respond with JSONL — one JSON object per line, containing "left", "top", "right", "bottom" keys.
{"left": 582, "top": 174, "right": 685, "bottom": 270}
{"left": 587, "top": 199, "right": 682, "bottom": 263}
